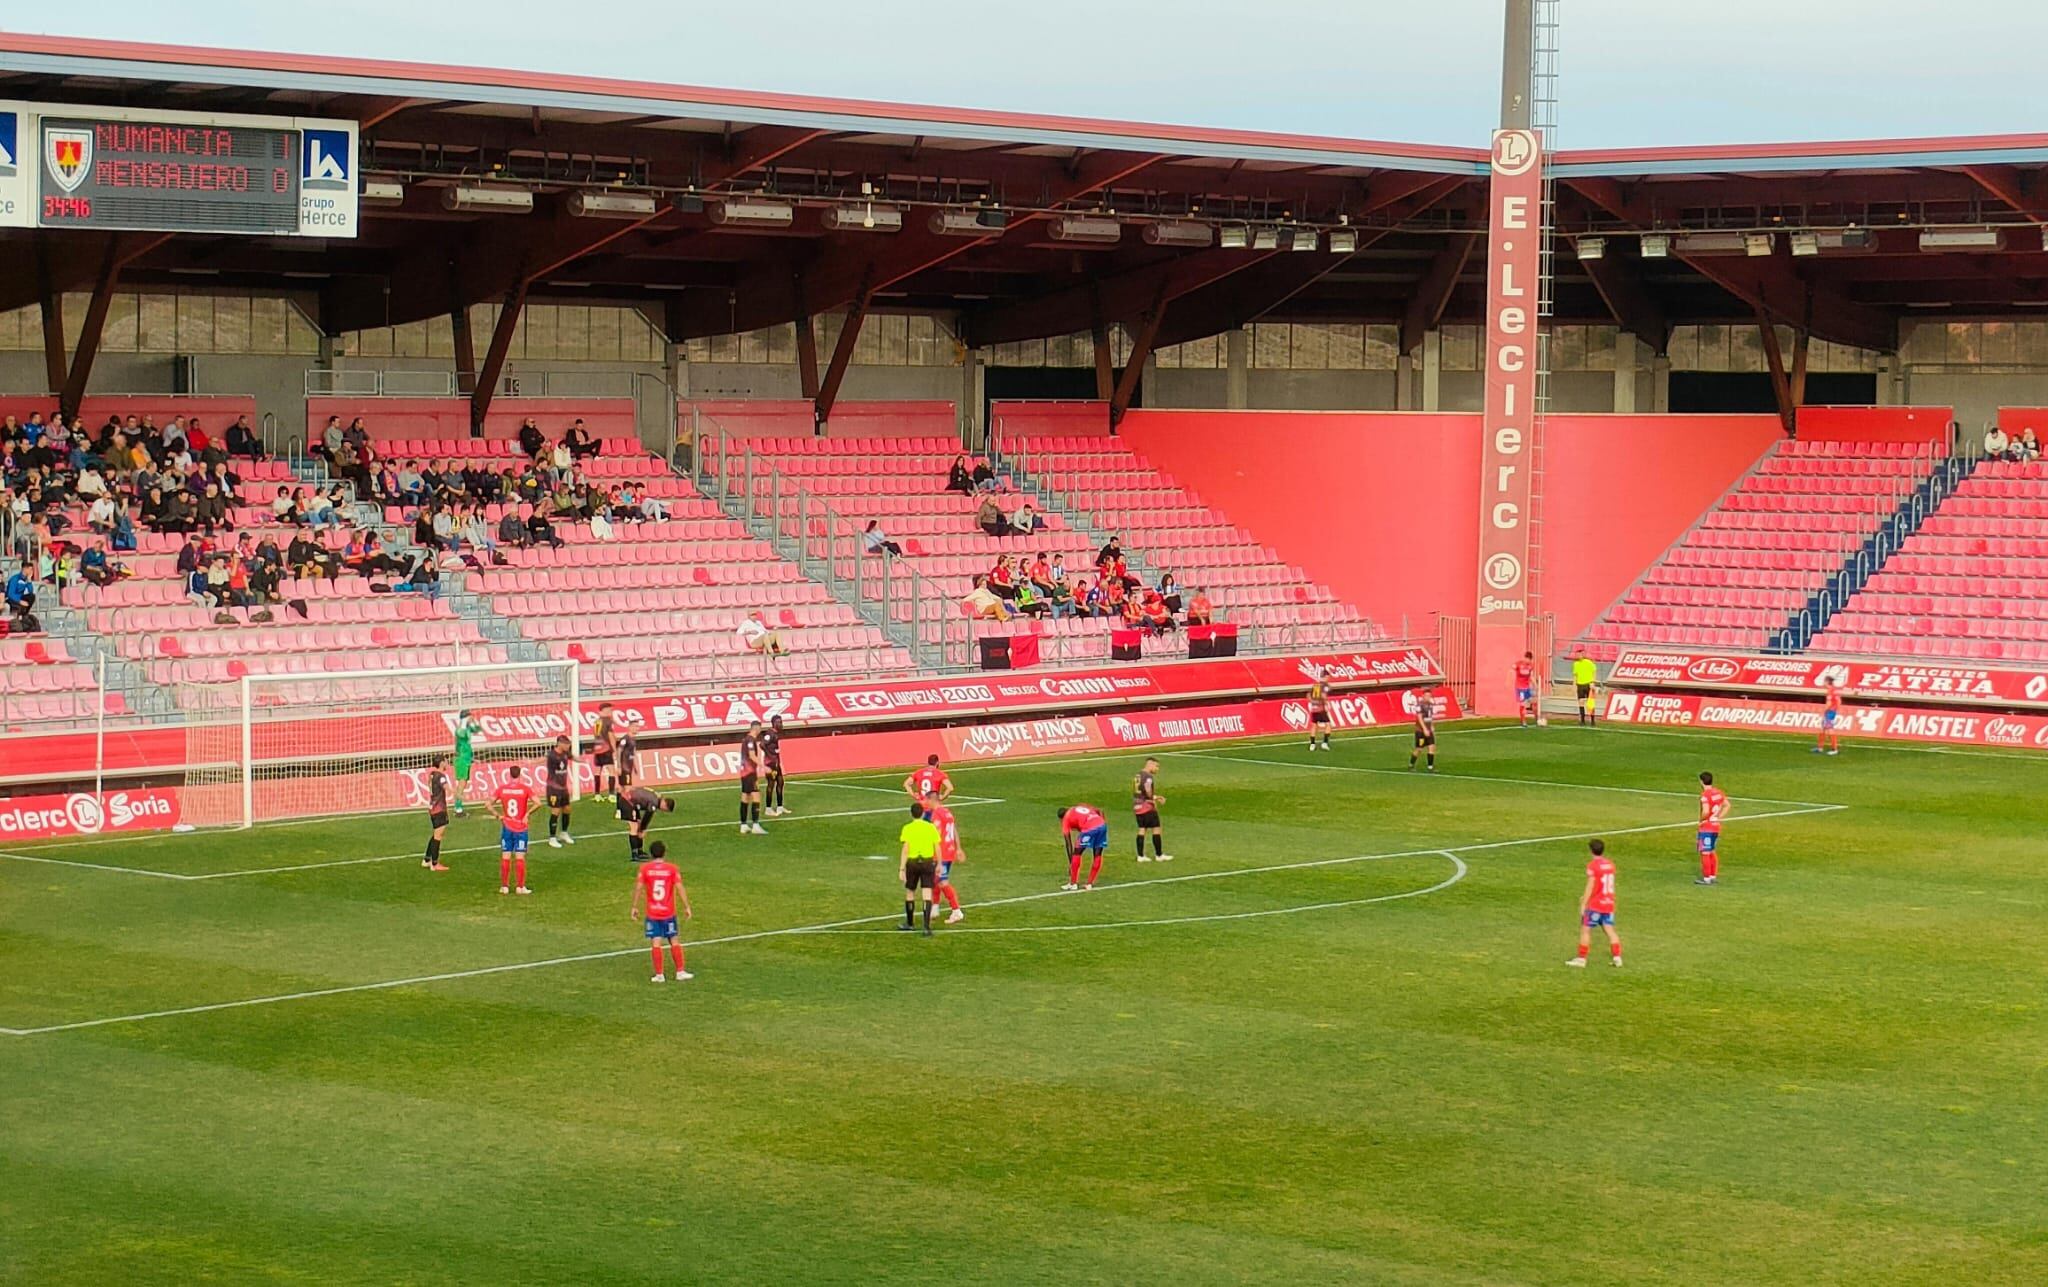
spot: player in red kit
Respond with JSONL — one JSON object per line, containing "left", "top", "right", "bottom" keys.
{"left": 1514, "top": 652, "right": 1538, "bottom": 727}
{"left": 1568, "top": 838, "right": 1623, "bottom": 968}
{"left": 904, "top": 754, "right": 953, "bottom": 806}
{"left": 1814, "top": 681, "right": 1843, "bottom": 756}
{"left": 489, "top": 765, "right": 535, "bottom": 896}
{"left": 1696, "top": 770, "right": 1729, "bottom": 885}
{"left": 926, "top": 794, "right": 966, "bottom": 924}
{"left": 1059, "top": 804, "right": 1109, "bottom": 890}
{"left": 631, "top": 841, "right": 693, "bottom": 983}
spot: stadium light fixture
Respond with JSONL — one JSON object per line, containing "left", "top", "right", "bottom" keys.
{"left": 567, "top": 191, "right": 658, "bottom": 219}
{"left": 360, "top": 180, "right": 405, "bottom": 205}
{"left": 931, "top": 209, "right": 1007, "bottom": 237}
{"left": 1789, "top": 232, "right": 1820, "bottom": 257}
{"left": 1048, "top": 216, "right": 1124, "bottom": 244}
{"left": 708, "top": 198, "right": 794, "bottom": 228}
{"left": 1920, "top": 228, "right": 2004, "bottom": 251}
{"left": 1744, "top": 233, "right": 1775, "bottom": 257}
{"left": 1673, "top": 232, "right": 1748, "bottom": 256}
{"left": 1251, "top": 227, "right": 1280, "bottom": 251}
{"left": 1575, "top": 236, "right": 1606, "bottom": 261}
{"left": 1288, "top": 228, "right": 1319, "bottom": 252}
{"left": 1328, "top": 228, "right": 1358, "bottom": 254}
{"left": 1142, "top": 221, "right": 1215, "bottom": 248}
{"left": 669, "top": 192, "right": 705, "bottom": 214}
{"left": 1219, "top": 223, "right": 1250, "bottom": 249}
{"left": 442, "top": 186, "right": 534, "bottom": 213}
{"left": 824, "top": 204, "right": 903, "bottom": 233}
{"left": 1639, "top": 233, "right": 1671, "bottom": 259}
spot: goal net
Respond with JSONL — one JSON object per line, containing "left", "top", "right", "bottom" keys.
{"left": 180, "top": 659, "right": 581, "bottom": 829}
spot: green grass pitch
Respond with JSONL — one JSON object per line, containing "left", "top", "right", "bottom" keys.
{"left": 3, "top": 721, "right": 2045, "bottom": 1284}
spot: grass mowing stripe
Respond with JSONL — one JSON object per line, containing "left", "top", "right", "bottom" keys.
{"left": 2, "top": 808, "right": 1832, "bottom": 1037}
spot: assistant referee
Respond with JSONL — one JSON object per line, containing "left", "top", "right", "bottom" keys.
{"left": 898, "top": 803, "right": 941, "bottom": 937}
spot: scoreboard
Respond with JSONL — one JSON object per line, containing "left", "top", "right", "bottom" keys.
{"left": 0, "top": 102, "right": 359, "bottom": 238}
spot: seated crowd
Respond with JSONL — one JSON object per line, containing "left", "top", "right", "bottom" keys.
{"left": 1982, "top": 424, "right": 2043, "bottom": 463}
{"left": 958, "top": 534, "right": 1211, "bottom": 634}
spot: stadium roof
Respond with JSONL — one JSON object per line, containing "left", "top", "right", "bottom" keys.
{"left": 3, "top": 30, "right": 2047, "bottom": 369}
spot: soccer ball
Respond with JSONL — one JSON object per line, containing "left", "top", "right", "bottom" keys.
{"left": 1537, "top": 716, "right": 1549, "bottom": 727}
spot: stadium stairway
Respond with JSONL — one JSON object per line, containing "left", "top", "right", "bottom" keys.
{"left": 1767, "top": 446, "right": 1970, "bottom": 653}
{"left": 1576, "top": 440, "right": 1943, "bottom": 664}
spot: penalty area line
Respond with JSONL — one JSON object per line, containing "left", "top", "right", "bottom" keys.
{"left": 1, "top": 805, "right": 1836, "bottom": 1037}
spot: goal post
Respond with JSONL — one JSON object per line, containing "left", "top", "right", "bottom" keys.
{"left": 180, "top": 659, "right": 582, "bottom": 829}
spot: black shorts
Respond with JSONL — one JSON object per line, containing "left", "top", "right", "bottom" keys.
{"left": 1134, "top": 808, "right": 1161, "bottom": 829}
{"left": 547, "top": 788, "right": 571, "bottom": 809}
{"left": 428, "top": 811, "right": 449, "bottom": 830}
{"left": 765, "top": 761, "right": 783, "bottom": 779}
{"left": 1414, "top": 728, "right": 1434, "bottom": 747}
{"left": 903, "top": 858, "right": 937, "bottom": 891}
{"left": 620, "top": 804, "right": 654, "bottom": 829}
{"left": 1575, "top": 683, "right": 1592, "bottom": 700}
{"left": 739, "top": 772, "right": 759, "bottom": 794}
{"left": 593, "top": 750, "right": 615, "bottom": 769}
{"left": 616, "top": 765, "right": 635, "bottom": 786}
{"left": 1309, "top": 707, "right": 1331, "bottom": 725}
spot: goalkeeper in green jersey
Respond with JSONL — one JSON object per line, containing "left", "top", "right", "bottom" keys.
{"left": 452, "top": 710, "right": 482, "bottom": 815}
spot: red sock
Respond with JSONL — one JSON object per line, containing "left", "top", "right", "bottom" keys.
{"left": 1577, "top": 942, "right": 1590, "bottom": 959}
{"left": 500, "top": 855, "right": 511, "bottom": 886}
{"left": 670, "top": 944, "right": 686, "bottom": 974}
{"left": 1087, "top": 854, "right": 1103, "bottom": 884}
{"left": 515, "top": 857, "right": 527, "bottom": 887}
{"left": 650, "top": 944, "right": 665, "bottom": 975}
{"left": 1610, "top": 939, "right": 1623, "bottom": 958}
{"left": 943, "top": 885, "right": 960, "bottom": 911}
{"left": 1709, "top": 853, "right": 1719, "bottom": 879}
{"left": 1068, "top": 852, "right": 1083, "bottom": 884}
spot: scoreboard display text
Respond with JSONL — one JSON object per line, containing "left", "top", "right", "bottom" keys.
{"left": 39, "top": 116, "right": 302, "bottom": 234}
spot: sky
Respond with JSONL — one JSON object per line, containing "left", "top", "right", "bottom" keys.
{"left": 13, "top": 1, "right": 2045, "bottom": 148}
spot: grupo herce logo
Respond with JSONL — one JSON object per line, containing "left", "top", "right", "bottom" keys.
{"left": 301, "top": 128, "right": 352, "bottom": 189}
{"left": 1483, "top": 553, "right": 1522, "bottom": 591}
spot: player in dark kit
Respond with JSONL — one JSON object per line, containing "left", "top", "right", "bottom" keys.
{"left": 615, "top": 729, "right": 638, "bottom": 790}
{"left": 761, "top": 715, "right": 787, "bottom": 817}
{"left": 1306, "top": 677, "right": 1333, "bottom": 751}
{"left": 544, "top": 734, "right": 576, "bottom": 848}
{"left": 1132, "top": 758, "right": 1172, "bottom": 862}
{"left": 591, "top": 702, "right": 618, "bottom": 800}
{"left": 1408, "top": 690, "right": 1438, "bottom": 773}
{"left": 617, "top": 783, "right": 677, "bottom": 862}
{"left": 737, "top": 721, "right": 766, "bottom": 835}
{"left": 422, "top": 753, "right": 453, "bottom": 871}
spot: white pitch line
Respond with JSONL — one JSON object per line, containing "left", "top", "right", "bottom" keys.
{"left": 1583, "top": 721, "right": 2048, "bottom": 762}
{"left": 1170, "top": 749, "right": 1846, "bottom": 811}
{"left": 818, "top": 853, "right": 1470, "bottom": 934}
{"left": 0, "top": 849, "right": 188, "bottom": 880}
{"left": 1, "top": 808, "right": 1836, "bottom": 1037}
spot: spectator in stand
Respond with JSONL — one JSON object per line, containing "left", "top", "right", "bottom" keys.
{"left": 1184, "top": 588, "right": 1214, "bottom": 627}
{"left": 1140, "top": 588, "right": 1175, "bottom": 634}
{"left": 185, "top": 561, "right": 212, "bottom": 607}
{"left": 971, "top": 458, "right": 1001, "bottom": 493}
{"left": 75, "top": 462, "right": 108, "bottom": 503}
{"left": 946, "top": 455, "right": 974, "bottom": 494}
{"left": 272, "top": 486, "right": 300, "bottom": 525}
{"left": 550, "top": 437, "right": 574, "bottom": 474}
{"left": 590, "top": 507, "right": 617, "bottom": 542}
{"left": 518, "top": 418, "right": 547, "bottom": 459}
{"left": 307, "top": 485, "right": 346, "bottom": 531}
{"left": 317, "top": 415, "right": 344, "bottom": 464}
{"left": 2019, "top": 428, "right": 2042, "bottom": 462}
{"left": 86, "top": 491, "right": 119, "bottom": 535}
{"left": 1118, "top": 588, "right": 1145, "bottom": 630}
{"left": 147, "top": 485, "right": 191, "bottom": 535}
{"left": 565, "top": 419, "right": 599, "bottom": 460}
{"left": 79, "top": 540, "right": 117, "bottom": 588}
{"left": 249, "top": 537, "right": 283, "bottom": 603}
{"left": 961, "top": 574, "right": 1010, "bottom": 622}
{"left": 461, "top": 505, "right": 499, "bottom": 560}
{"left": 6, "top": 558, "right": 36, "bottom": 618}
{"left": 987, "top": 554, "right": 1018, "bottom": 602}
{"left": 1102, "top": 573, "right": 1129, "bottom": 618}
{"left": 527, "top": 505, "right": 563, "bottom": 549}
{"left": 1157, "top": 572, "right": 1183, "bottom": 615}
{"left": 1009, "top": 500, "right": 1044, "bottom": 534}
{"left": 499, "top": 505, "right": 530, "bottom": 550}
{"left": 225, "top": 415, "right": 265, "bottom": 461}
{"left": 110, "top": 503, "right": 137, "bottom": 553}
{"left": 397, "top": 459, "right": 424, "bottom": 504}
{"left": 976, "top": 494, "right": 1005, "bottom": 537}
{"left": 1046, "top": 573, "right": 1075, "bottom": 619}
{"left": 186, "top": 420, "right": 212, "bottom": 459}
{"left": 863, "top": 520, "right": 903, "bottom": 558}
{"left": 193, "top": 482, "right": 232, "bottom": 537}
{"left": 287, "top": 529, "right": 336, "bottom": 581}
{"left": 1984, "top": 424, "right": 2011, "bottom": 459}
{"left": 1097, "top": 534, "right": 1123, "bottom": 566}
{"left": 1027, "top": 551, "right": 1055, "bottom": 598}
{"left": 737, "top": 609, "right": 788, "bottom": 658}
{"left": 1013, "top": 577, "right": 1047, "bottom": 618}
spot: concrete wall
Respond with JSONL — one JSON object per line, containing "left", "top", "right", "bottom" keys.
{"left": 1901, "top": 371, "right": 2048, "bottom": 436}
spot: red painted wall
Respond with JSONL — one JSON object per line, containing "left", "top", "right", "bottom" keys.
{"left": 992, "top": 400, "right": 1113, "bottom": 441}
{"left": 1795, "top": 405, "right": 1953, "bottom": 445}
{"left": 304, "top": 398, "right": 640, "bottom": 445}
{"left": 1995, "top": 407, "right": 2048, "bottom": 439}
{"left": 1540, "top": 414, "right": 1782, "bottom": 638}
{"left": 1118, "top": 410, "right": 1481, "bottom": 637}
{"left": 1117, "top": 410, "right": 1780, "bottom": 644}
{"left": 683, "top": 399, "right": 957, "bottom": 439}
{"left": 4, "top": 395, "right": 257, "bottom": 433}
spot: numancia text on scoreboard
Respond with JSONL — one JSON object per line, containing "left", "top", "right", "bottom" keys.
{"left": 0, "top": 100, "right": 359, "bottom": 237}
{"left": 1472, "top": 126, "right": 1543, "bottom": 715}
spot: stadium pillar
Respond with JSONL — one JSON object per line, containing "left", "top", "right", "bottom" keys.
{"left": 1471, "top": 0, "right": 1542, "bottom": 716}
{"left": 471, "top": 285, "right": 528, "bottom": 437}
{"left": 814, "top": 275, "right": 875, "bottom": 431}
{"left": 1420, "top": 332, "right": 1442, "bottom": 411}
{"left": 792, "top": 274, "right": 821, "bottom": 402}
{"left": 1613, "top": 333, "right": 1640, "bottom": 413}
{"left": 450, "top": 301, "right": 478, "bottom": 396}
{"left": 1395, "top": 349, "right": 1415, "bottom": 409}
{"left": 961, "top": 345, "right": 986, "bottom": 449}
{"left": 1091, "top": 313, "right": 1116, "bottom": 403}
{"left": 58, "top": 239, "right": 126, "bottom": 424}
{"left": 1651, "top": 353, "right": 1671, "bottom": 412}
{"left": 1224, "top": 328, "right": 1249, "bottom": 409}
{"left": 1108, "top": 281, "right": 1169, "bottom": 430}
{"left": 35, "top": 241, "right": 66, "bottom": 396}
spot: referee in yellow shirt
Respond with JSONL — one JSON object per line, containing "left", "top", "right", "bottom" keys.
{"left": 1571, "top": 651, "right": 1599, "bottom": 727}
{"left": 898, "top": 803, "right": 942, "bottom": 936}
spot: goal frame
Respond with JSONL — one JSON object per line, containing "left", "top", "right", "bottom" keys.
{"left": 228, "top": 658, "right": 582, "bottom": 830}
